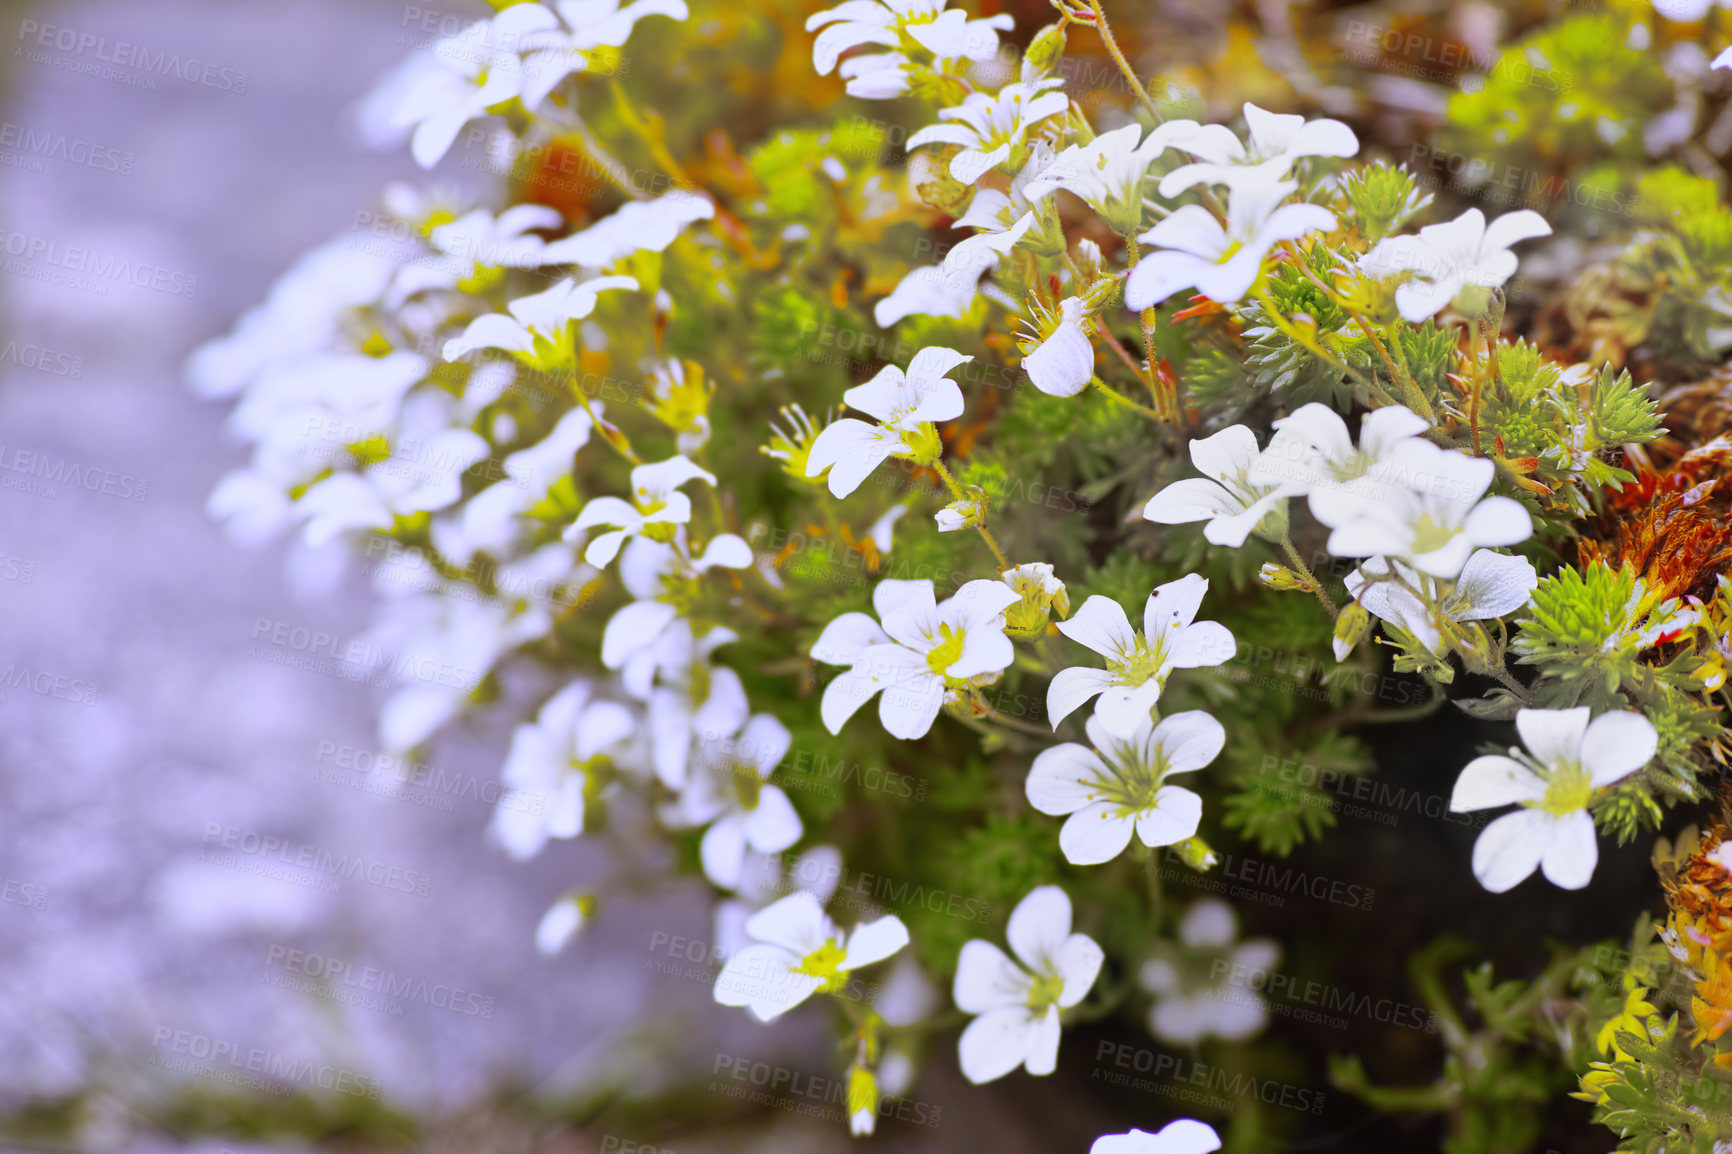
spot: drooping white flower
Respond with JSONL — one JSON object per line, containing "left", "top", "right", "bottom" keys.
{"left": 355, "top": 4, "right": 562, "bottom": 168}
{"left": 1155, "top": 103, "right": 1359, "bottom": 197}
{"left": 1311, "top": 439, "right": 1532, "bottom": 579}
{"left": 1142, "top": 425, "right": 1287, "bottom": 547}
{"left": 1450, "top": 707, "right": 1658, "bottom": 892}
{"left": 1246, "top": 402, "right": 1430, "bottom": 502}
{"left": 1139, "top": 899, "right": 1278, "bottom": 1045}
{"left": 907, "top": 78, "right": 1070, "bottom": 186}
{"left": 1024, "top": 123, "right": 1183, "bottom": 236}
{"left": 807, "top": 0, "right": 1013, "bottom": 97}
{"left": 569, "top": 455, "right": 716, "bottom": 566}
{"left": 953, "top": 885, "right": 1103, "bottom": 1083}
{"left": 812, "top": 577, "right": 1021, "bottom": 740}
{"left": 664, "top": 714, "right": 803, "bottom": 890}
{"left": 1344, "top": 550, "right": 1538, "bottom": 657}
{"left": 1090, "top": 1120, "right": 1222, "bottom": 1154}
{"left": 515, "top": 0, "right": 690, "bottom": 109}
{"left": 935, "top": 493, "right": 983, "bottom": 532}
{"left": 1358, "top": 208, "right": 1551, "bottom": 322}
{"left": 804, "top": 347, "right": 970, "bottom": 497}
{"left": 442, "top": 275, "right": 639, "bottom": 361}
{"left": 714, "top": 891, "right": 909, "bottom": 1021}
{"left": 1027, "top": 711, "right": 1225, "bottom": 865}
{"left": 1048, "top": 574, "right": 1236, "bottom": 738}
{"left": 534, "top": 893, "right": 595, "bottom": 956}
{"left": 491, "top": 681, "right": 636, "bottom": 860}
{"left": 1125, "top": 181, "right": 1336, "bottom": 308}
{"left": 539, "top": 191, "right": 714, "bottom": 267}
{"left": 1022, "top": 297, "right": 1095, "bottom": 397}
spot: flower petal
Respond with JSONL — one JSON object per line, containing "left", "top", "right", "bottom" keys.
{"left": 1450, "top": 755, "right": 1546, "bottom": 812}
{"left": 957, "top": 1006, "right": 1038, "bottom": 1083}
{"left": 953, "top": 939, "right": 1030, "bottom": 1013}
{"left": 1515, "top": 707, "right": 1591, "bottom": 770}
{"left": 842, "top": 915, "right": 910, "bottom": 970}
{"left": 1471, "top": 809, "right": 1550, "bottom": 893}
{"left": 1027, "top": 744, "right": 1107, "bottom": 815}
{"left": 1539, "top": 810, "right": 1598, "bottom": 890}
{"left": 1007, "top": 884, "right": 1072, "bottom": 970}
{"left": 1047, "top": 665, "right": 1113, "bottom": 729}
{"left": 1059, "top": 803, "right": 1138, "bottom": 865}
{"left": 1581, "top": 711, "right": 1658, "bottom": 787}
{"left": 1134, "top": 785, "right": 1204, "bottom": 848}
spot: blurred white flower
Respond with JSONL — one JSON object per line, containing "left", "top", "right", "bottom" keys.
{"left": 570, "top": 455, "right": 715, "bottom": 566}
{"left": 1140, "top": 899, "right": 1279, "bottom": 1045}
{"left": 492, "top": 682, "right": 635, "bottom": 860}
{"left": 664, "top": 714, "right": 803, "bottom": 890}
{"left": 1358, "top": 208, "right": 1550, "bottom": 322}
{"left": 1091, "top": 1120, "right": 1222, "bottom": 1154}
{"left": 908, "top": 78, "right": 1069, "bottom": 185}
{"left": 1155, "top": 103, "right": 1359, "bottom": 196}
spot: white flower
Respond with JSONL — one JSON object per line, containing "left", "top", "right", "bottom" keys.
{"left": 387, "top": 204, "right": 565, "bottom": 305}
{"left": 1311, "top": 439, "right": 1532, "bottom": 579}
{"left": 442, "top": 275, "right": 639, "bottom": 361}
{"left": 1142, "top": 425, "right": 1286, "bottom": 547}
{"left": 1125, "top": 181, "right": 1335, "bottom": 308}
{"left": 295, "top": 406, "right": 489, "bottom": 545}
{"left": 952, "top": 885, "right": 1103, "bottom": 1083}
{"left": 1246, "top": 402, "right": 1430, "bottom": 502}
{"left": 616, "top": 614, "right": 749, "bottom": 789}
{"left": 812, "top": 577, "right": 1020, "bottom": 740}
{"left": 1717, "top": 46, "right": 1732, "bottom": 69}
{"left": 1345, "top": 550, "right": 1538, "bottom": 657}
{"left": 1358, "top": 208, "right": 1551, "bottom": 322}
{"left": 534, "top": 893, "right": 594, "bottom": 956}
{"left": 1450, "top": 707, "right": 1658, "bottom": 892}
{"left": 1091, "top": 1120, "right": 1221, "bottom": 1154}
{"left": 515, "top": 0, "right": 690, "bottom": 109}
{"left": 1155, "top": 103, "right": 1359, "bottom": 197}
{"left": 807, "top": 0, "right": 1013, "bottom": 95}
{"left": 1048, "top": 574, "right": 1236, "bottom": 738}
{"left": 539, "top": 191, "right": 714, "bottom": 267}
{"left": 907, "top": 78, "right": 1069, "bottom": 186}
{"left": 356, "top": 4, "right": 562, "bottom": 168}
{"left": 873, "top": 262, "right": 984, "bottom": 326}
{"left": 1022, "top": 297, "right": 1095, "bottom": 397}
{"left": 804, "top": 347, "right": 970, "bottom": 497}
{"left": 437, "top": 407, "right": 597, "bottom": 564}
{"left": 1139, "top": 900, "right": 1278, "bottom": 1045}
{"left": 491, "top": 681, "right": 636, "bottom": 860}
{"left": 714, "top": 891, "right": 909, "bottom": 1021}
{"left": 665, "top": 714, "right": 803, "bottom": 890}
{"left": 942, "top": 143, "right": 1056, "bottom": 275}
{"left": 569, "top": 455, "right": 715, "bottom": 565}
{"left": 1024, "top": 123, "right": 1180, "bottom": 236}
{"left": 1027, "top": 711, "right": 1224, "bottom": 865}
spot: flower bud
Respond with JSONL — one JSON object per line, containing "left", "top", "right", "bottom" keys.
{"left": 1002, "top": 562, "right": 1069, "bottom": 639}
{"left": 1258, "top": 562, "right": 1308, "bottom": 591}
{"left": 1333, "top": 602, "right": 1372, "bottom": 661}
{"left": 1172, "top": 836, "right": 1218, "bottom": 872}
{"left": 1023, "top": 23, "right": 1067, "bottom": 76}
{"left": 848, "top": 1066, "right": 879, "bottom": 1136}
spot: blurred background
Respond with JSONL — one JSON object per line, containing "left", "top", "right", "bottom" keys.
{"left": 0, "top": 0, "right": 1666, "bottom": 1151}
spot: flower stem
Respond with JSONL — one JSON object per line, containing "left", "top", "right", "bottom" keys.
{"left": 1252, "top": 286, "right": 1388, "bottom": 402}
{"left": 1089, "top": 375, "right": 1162, "bottom": 420}
{"left": 931, "top": 459, "right": 1010, "bottom": 570}
{"left": 1084, "top": 0, "right": 1162, "bottom": 123}
{"left": 1279, "top": 535, "right": 1338, "bottom": 618}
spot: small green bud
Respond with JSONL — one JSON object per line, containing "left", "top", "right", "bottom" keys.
{"left": 1172, "top": 836, "right": 1218, "bottom": 872}
{"left": 1258, "top": 563, "right": 1309, "bottom": 591}
{"left": 1023, "top": 23, "right": 1067, "bottom": 76}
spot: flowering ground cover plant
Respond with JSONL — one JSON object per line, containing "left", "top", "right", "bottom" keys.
{"left": 191, "top": 0, "right": 1732, "bottom": 1148}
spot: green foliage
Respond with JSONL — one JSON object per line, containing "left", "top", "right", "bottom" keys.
{"left": 1342, "top": 162, "right": 1432, "bottom": 240}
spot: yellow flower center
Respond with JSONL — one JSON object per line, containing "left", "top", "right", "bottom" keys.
{"left": 793, "top": 939, "right": 849, "bottom": 992}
